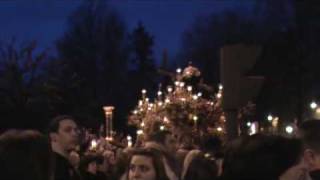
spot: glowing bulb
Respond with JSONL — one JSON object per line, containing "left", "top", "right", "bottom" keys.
{"left": 217, "top": 127, "right": 223, "bottom": 132}
{"left": 179, "top": 82, "right": 185, "bottom": 87}
{"left": 167, "top": 87, "right": 173, "bottom": 92}
{"left": 187, "top": 86, "right": 192, "bottom": 92}
{"left": 139, "top": 100, "right": 143, "bottom": 106}
{"left": 142, "top": 89, "right": 147, "bottom": 94}
{"left": 311, "top": 102, "right": 317, "bottom": 109}
{"left": 160, "top": 126, "right": 165, "bottom": 131}
{"left": 193, "top": 116, "right": 198, "bottom": 121}
{"left": 192, "top": 95, "right": 198, "bottom": 100}
{"left": 91, "top": 140, "right": 97, "bottom": 149}
{"left": 176, "top": 68, "right": 182, "bottom": 73}
{"left": 137, "top": 130, "right": 143, "bottom": 135}
{"left": 128, "top": 141, "right": 132, "bottom": 147}
{"left": 141, "top": 122, "right": 145, "bottom": 127}
{"left": 267, "top": 115, "right": 273, "bottom": 121}
{"left": 175, "top": 81, "right": 180, "bottom": 86}
{"left": 219, "top": 84, "right": 223, "bottom": 90}
{"left": 165, "top": 99, "right": 170, "bottom": 103}
{"left": 247, "top": 122, "right": 251, "bottom": 127}
{"left": 127, "top": 135, "right": 132, "bottom": 141}
{"left": 146, "top": 98, "right": 149, "bottom": 102}
{"left": 157, "top": 91, "right": 162, "bottom": 96}
{"left": 216, "top": 93, "right": 222, "bottom": 98}
{"left": 286, "top": 125, "right": 294, "bottom": 134}
{"left": 180, "top": 98, "right": 186, "bottom": 102}
{"left": 197, "top": 92, "right": 202, "bottom": 97}
{"left": 158, "top": 102, "right": 163, "bottom": 106}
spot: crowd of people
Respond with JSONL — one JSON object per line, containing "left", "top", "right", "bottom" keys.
{"left": 1, "top": 115, "right": 320, "bottom": 180}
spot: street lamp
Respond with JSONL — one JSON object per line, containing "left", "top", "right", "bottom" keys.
{"left": 103, "top": 106, "right": 114, "bottom": 141}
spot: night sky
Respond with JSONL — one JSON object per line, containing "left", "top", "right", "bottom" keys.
{"left": 0, "top": 0, "right": 254, "bottom": 63}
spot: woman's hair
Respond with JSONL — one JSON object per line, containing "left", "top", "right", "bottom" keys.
{"left": 126, "top": 148, "right": 170, "bottom": 180}
{"left": 221, "top": 134, "right": 303, "bottom": 180}
{"left": 183, "top": 152, "right": 218, "bottom": 180}
{"left": 79, "top": 154, "right": 103, "bottom": 173}
{"left": 0, "top": 129, "right": 53, "bottom": 180}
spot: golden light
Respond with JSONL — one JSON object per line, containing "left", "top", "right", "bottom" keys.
{"left": 219, "top": 84, "right": 223, "bottom": 90}
{"left": 267, "top": 115, "right": 273, "bottom": 121}
{"left": 90, "top": 140, "right": 97, "bottom": 149}
{"left": 167, "top": 87, "right": 173, "bottom": 92}
{"left": 187, "top": 86, "right": 192, "bottom": 92}
{"left": 157, "top": 91, "right": 162, "bottom": 96}
{"left": 180, "top": 98, "right": 186, "bottom": 102}
{"left": 103, "top": 106, "right": 114, "bottom": 141}
{"left": 217, "top": 127, "right": 223, "bottom": 132}
{"left": 165, "top": 98, "right": 170, "bottom": 103}
{"left": 316, "top": 108, "right": 320, "bottom": 114}
{"left": 133, "top": 110, "right": 138, "bottom": 114}
{"left": 175, "top": 81, "right": 180, "bottom": 86}
{"left": 160, "top": 126, "right": 165, "bottom": 131}
{"left": 140, "top": 122, "right": 145, "bottom": 127}
{"left": 193, "top": 115, "right": 198, "bottom": 121}
{"left": 158, "top": 102, "right": 163, "bottom": 106}
{"left": 192, "top": 95, "right": 198, "bottom": 100}
{"left": 216, "top": 93, "right": 222, "bottom": 99}
{"left": 142, "top": 89, "right": 147, "bottom": 94}
{"left": 179, "top": 82, "right": 185, "bottom": 87}
{"left": 137, "top": 130, "right": 143, "bottom": 135}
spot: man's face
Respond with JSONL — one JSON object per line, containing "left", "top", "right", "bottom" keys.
{"left": 164, "top": 134, "right": 177, "bottom": 154}
{"left": 53, "top": 119, "right": 79, "bottom": 152}
{"left": 129, "top": 155, "right": 156, "bottom": 180}
{"left": 303, "top": 149, "right": 320, "bottom": 171}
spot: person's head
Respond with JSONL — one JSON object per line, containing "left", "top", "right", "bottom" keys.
{"left": 127, "top": 148, "right": 169, "bottom": 180}
{"left": 199, "top": 134, "right": 222, "bottom": 155}
{"left": 79, "top": 154, "right": 103, "bottom": 175}
{"left": 299, "top": 119, "right": 320, "bottom": 171}
{"left": 221, "top": 134, "right": 305, "bottom": 180}
{"left": 0, "top": 130, "right": 52, "bottom": 180}
{"left": 147, "top": 130, "right": 177, "bottom": 153}
{"left": 183, "top": 153, "right": 218, "bottom": 180}
{"left": 48, "top": 115, "right": 79, "bottom": 155}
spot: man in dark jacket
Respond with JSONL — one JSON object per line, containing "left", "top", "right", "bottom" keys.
{"left": 49, "top": 115, "right": 81, "bottom": 180}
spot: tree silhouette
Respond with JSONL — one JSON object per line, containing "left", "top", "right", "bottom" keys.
{"left": 128, "top": 22, "right": 157, "bottom": 99}
{"left": 55, "top": 0, "right": 130, "bottom": 129}
{"left": 0, "top": 40, "right": 49, "bottom": 130}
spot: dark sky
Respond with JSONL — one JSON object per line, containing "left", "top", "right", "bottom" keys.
{"left": 0, "top": 0, "right": 254, "bottom": 63}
